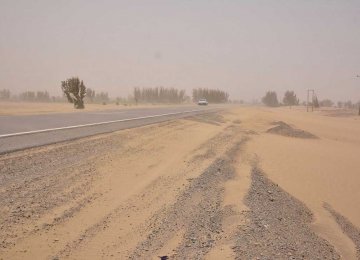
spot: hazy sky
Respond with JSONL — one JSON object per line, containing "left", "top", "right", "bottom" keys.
{"left": 1, "top": 0, "right": 359, "bottom": 102}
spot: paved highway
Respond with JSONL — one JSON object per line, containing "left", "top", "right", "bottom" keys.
{"left": 0, "top": 105, "right": 221, "bottom": 154}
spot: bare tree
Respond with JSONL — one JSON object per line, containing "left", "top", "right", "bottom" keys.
{"left": 61, "top": 77, "right": 86, "bottom": 109}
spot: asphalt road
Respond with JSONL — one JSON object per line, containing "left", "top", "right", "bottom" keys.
{"left": 0, "top": 105, "right": 221, "bottom": 154}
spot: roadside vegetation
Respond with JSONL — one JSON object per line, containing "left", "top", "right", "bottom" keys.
{"left": 262, "top": 91, "right": 279, "bottom": 107}
{"left": 133, "top": 87, "right": 187, "bottom": 104}
{"left": 61, "top": 77, "right": 87, "bottom": 109}
{"left": 282, "top": 91, "right": 299, "bottom": 108}
{"left": 260, "top": 90, "right": 360, "bottom": 114}
{"left": 1, "top": 86, "right": 359, "bottom": 114}
{"left": 192, "top": 88, "right": 229, "bottom": 103}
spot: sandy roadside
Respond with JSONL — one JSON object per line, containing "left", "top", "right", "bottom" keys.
{"left": 244, "top": 107, "right": 360, "bottom": 259}
{"left": 1, "top": 112, "right": 244, "bottom": 259}
{"left": 0, "top": 101, "right": 193, "bottom": 116}
{"left": 0, "top": 107, "right": 359, "bottom": 259}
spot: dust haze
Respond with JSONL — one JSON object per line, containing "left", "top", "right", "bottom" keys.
{"left": 1, "top": 1, "right": 360, "bottom": 260}
{"left": 1, "top": 1, "right": 360, "bottom": 102}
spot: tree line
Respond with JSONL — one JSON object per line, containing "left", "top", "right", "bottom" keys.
{"left": 132, "top": 87, "right": 230, "bottom": 104}
{"left": 261, "top": 90, "right": 360, "bottom": 109}
{"left": 192, "top": 88, "right": 229, "bottom": 103}
{"left": 0, "top": 89, "right": 52, "bottom": 102}
{"left": 262, "top": 91, "right": 300, "bottom": 107}
{"left": 133, "top": 87, "right": 187, "bottom": 103}
{"left": 0, "top": 89, "right": 11, "bottom": 100}
{"left": 2, "top": 85, "right": 358, "bottom": 111}
{"left": 86, "top": 88, "right": 109, "bottom": 103}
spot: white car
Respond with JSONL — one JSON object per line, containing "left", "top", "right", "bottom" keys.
{"left": 198, "top": 99, "right": 208, "bottom": 105}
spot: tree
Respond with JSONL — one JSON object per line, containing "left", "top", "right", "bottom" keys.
{"left": 95, "top": 92, "right": 109, "bottom": 103}
{"left": 192, "top": 88, "right": 229, "bottom": 103}
{"left": 313, "top": 96, "right": 320, "bottom": 108}
{"left": 320, "top": 99, "right": 334, "bottom": 107}
{"left": 36, "top": 91, "right": 50, "bottom": 102}
{"left": 282, "top": 91, "right": 299, "bottom": 108}
{"left": 262, "top": 91, "right": 279, "bottom": 107}
{"left": 19, "top": 91, "right": 36, "bottom": 101}
{"left": 86, "top": 88, "right": 95, "bottom": 103}
{"left": 344, "top": 100, "right": 353, "bottom": 109}
{"left": 133, "top": 87, "right": 187, "bottom": 104}
{"left": 0, "top": 89, "right": 11, "bottom": 100}
{"left": 61, "top": 77, "right": 86, "bottom": 109}
{"left": 133, "top": 87, "right": 141, "bottom": 104}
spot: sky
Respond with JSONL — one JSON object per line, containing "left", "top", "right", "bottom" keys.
{"left": 1, "top": 0, "right": 360, "bottom": 102}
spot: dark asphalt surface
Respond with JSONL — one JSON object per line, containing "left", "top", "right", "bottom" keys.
{"left": 0, "top": 105, "right": 221, "bottom": 154}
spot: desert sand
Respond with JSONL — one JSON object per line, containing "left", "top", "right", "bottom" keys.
{"left": 0, "top": 106, "right": 359, "bottom": 259}
{"left": 0, "top": 101, "right": 187, "bottom": 116}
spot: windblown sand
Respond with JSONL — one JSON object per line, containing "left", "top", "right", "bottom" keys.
{"left": 0, "top": 106, "right": 359, "bottom": 259}
{"left": 0, "top": 101, "right": 187, "bottom": 116}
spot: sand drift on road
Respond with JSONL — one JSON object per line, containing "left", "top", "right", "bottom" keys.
{"left": 0, "top": 107, "right": 359, "bottom": 259}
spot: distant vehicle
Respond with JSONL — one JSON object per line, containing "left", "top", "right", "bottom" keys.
{"left": 198, "top": 99, "right": 208, "bottom": 105}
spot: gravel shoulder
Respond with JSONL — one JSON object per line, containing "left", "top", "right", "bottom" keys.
{"left": 234, "top": 166, "right": 340, "bottom": 259}
{"left": 324, "top": 203, "right": 360, "bottom": 259}
{"left": 129, "top": 137, "right": 248, "bottom": 260}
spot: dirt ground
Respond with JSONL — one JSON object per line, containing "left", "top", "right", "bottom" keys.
{"left": 0, "top": 101, "right": 185, "bottom": 116}
{"left": 0, "top": 106, "right": 359, "bottom": 259}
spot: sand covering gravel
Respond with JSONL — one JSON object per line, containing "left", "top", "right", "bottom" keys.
{"left": 267, "top": 121, "right": 318, "bottom": 139}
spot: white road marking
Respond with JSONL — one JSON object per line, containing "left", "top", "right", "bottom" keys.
{"left": 0, "top": 108, "right": 217, "bottom": 138}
